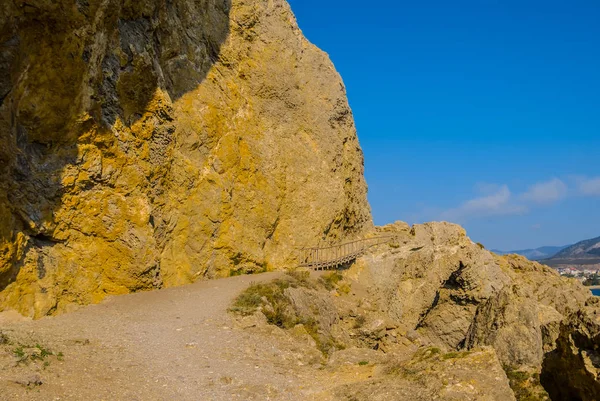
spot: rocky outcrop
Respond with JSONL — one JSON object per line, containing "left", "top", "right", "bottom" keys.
{"left": 0, "top": 0, "right": 371, "bottom": 317}
{"left": 541, "top": 302, "right": 600, "bottom": 401}
{"left": 353, "top": 222, "right": 589, "bottom": 370}
{"left": 334, "top": 347, "right": 516, "bottom": 401}
{"left": 229, "top": 270, "right": 517, "bottom": 400}
{"left": 337, "top": 221, "right": 593, "bottom": 399}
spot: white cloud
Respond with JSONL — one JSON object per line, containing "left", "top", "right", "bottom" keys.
{"left": 521, "top": 178, "right": 567, "bottom": 204}
{"left": 577, "top": 177, "right": 600, "bottom": 196}
{"left": 424, "top": 175, "right": 593, "bottom": 225}
{"left": 441, "top": 185, "right": 527, "bottom": 223}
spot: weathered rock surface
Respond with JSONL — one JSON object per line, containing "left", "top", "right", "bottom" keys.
{"left": 228, "top": 222, "right": 597, "bottom": 399}
{"left": 354, "top": 222, "right": 590, "bottom": 370}
{"left": 334, "top": 347, "right": 516, "bottom": 401}
{"left": 228, "top": 269, "right": 519, "bottom": 400}
{"left": 1, "top": 229, "right": 598, "bottom": 400}
{"left": 0, "top": 0, "right": 371, "bottom": 317}
{"left": 541, "top": 302, "right": 600, "bottom": 401}
{"left": 2, "top": 0, "right": 599, "bottom": 397}
{"left": 335, "top": 221, "right": 596, "bottom": 399}
{"left": 0, "top": 271, "right": 517, "bottom": 400}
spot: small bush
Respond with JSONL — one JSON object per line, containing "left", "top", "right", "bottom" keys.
{"left": 503, "top": 365, "right": 549, "bottom": 401}
{"left": 229, "top": 273, "right": 315, "bottom": 328}
{"left": 285, "top": 270, "right": 313, "bottom": 287}
{"left": 358, "top": 360, "right": 369, "bottom": 366}
{"left": 229, "top": 280, "right": 292, "bottom": 327}
{"left": 12, "top": 343, "right": 58, "bottom": 365}
{"left": 230, "top": 273, "right": 345, "bottom": 356}
{"left": 319, "top": 272, "right": 343, "bottom": 291}
{"left": 32, "top": 344, "right": 52, "bottom": 360}
{"left": 13, "top": 346, "right": 25, "bottom": 360}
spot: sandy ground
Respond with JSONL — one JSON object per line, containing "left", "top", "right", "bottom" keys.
{"left": 0, "top": 271, "right": 346, "bottom": 401}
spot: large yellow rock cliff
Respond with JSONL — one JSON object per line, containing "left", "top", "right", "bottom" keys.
{"left": 0, "top": 0, "right": 372, "bottom": 317}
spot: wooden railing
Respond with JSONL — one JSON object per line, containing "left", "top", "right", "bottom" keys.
{"left": 298, "top": 236, "right": 391, "bottom": 270}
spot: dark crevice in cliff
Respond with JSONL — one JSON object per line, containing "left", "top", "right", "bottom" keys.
{"left": 415, "top": 262, "right": 472, "bottom": 330}
{"left": 442, "top": 261, "right": 467, "bottom": 290}
{"left": 416, "top": 290, "right": 441, "bottom": 329}
{"left": 0, "top": 35, "right": 19, "bottom": 107}
{"left": 30, "top": 233, "right": 64, "bottom": 245}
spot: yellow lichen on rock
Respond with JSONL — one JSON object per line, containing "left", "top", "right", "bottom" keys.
{"left": 0, "top": 0, "right": 371, "bottom": 317}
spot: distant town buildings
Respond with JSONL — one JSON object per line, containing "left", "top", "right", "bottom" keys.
{"left": 557, "top": 267, "right": 600, "bottom": 285}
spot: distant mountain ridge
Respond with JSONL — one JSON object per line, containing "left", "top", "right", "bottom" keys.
{"left": 543, "top": 236, "right": 600, "bottom": 267}
{"left": 492, "top": 245, "right": 569, "bottom": 261}
{"left": 493, "top": 236, "right": 600, "bottom": 266}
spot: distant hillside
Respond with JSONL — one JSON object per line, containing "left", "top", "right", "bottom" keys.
{"left": 542, "top": 236, "right": 600, "bottom": 267}
{"left": 492, "top": 245, "right": 568, "bottom": 261}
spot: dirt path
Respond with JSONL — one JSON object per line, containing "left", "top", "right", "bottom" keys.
{"left": 1, "top": 271, "right": 334, "bottom": 401}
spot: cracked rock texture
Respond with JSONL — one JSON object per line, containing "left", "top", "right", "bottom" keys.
{"left": 347, "top": 221, "right": 593, "bottom": 398}
{"left": 0, "top": 0, "right": 371, "bottom": 317}
{"left": 356, "top": 222, "right": 589, "bottom": 368}
{"left": 334, "top": 347, "right": 516, "bottom": 401}
{"left": 541, "top": 301, "right": 600, "bottom": 401}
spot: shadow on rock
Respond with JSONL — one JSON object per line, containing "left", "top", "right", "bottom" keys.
{"left": 0, "top": 0, "right": 231, "bottom": 294}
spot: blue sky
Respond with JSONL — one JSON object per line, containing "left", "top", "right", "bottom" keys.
{"left": 287, "top": 0, "right": 600, "bottom": 250}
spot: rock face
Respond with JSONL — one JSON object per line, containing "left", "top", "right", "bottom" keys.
{"left": 0, "top": 0, "right": 371, "bottom": 317}
{"left": 334, "top": 347, "right": 516, "bottom": 401}
{"left": 355, "top": 222, "right": 589, "bottom": 369}
{"left": 345, "top": 221, "right": 593, "bottom": 398}
{"left": 541, "top": 302, "right": 600, "bottom": 401}
{"left": 225, "top": 222, "right": 598, "bottom": 399}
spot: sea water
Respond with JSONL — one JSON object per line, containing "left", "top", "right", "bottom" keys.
{"left": 592, "top": 289, "right": 600, "bottom": 296}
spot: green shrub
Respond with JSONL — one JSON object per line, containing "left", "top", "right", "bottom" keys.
{"left": 319, "top": 272, "right": 343, "bottom": 291}
{"left": 229, "top": 273, "right": 315, "bottom": 328}
{"left": 230, "top": 272, "right": 345, "bottom": 356}
{"left": 12, "top": 343, "right": 58, "bottom": 365}
{"left": 285, "top": 270, "right": 313, "bottom": 287}
{"left": 13, "top": 346, "right": 25, "bottom": 360}
{"left": 503, "top": 365, "right": 549, "bottom": 401}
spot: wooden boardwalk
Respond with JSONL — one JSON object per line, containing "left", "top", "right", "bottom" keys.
{"left": 299, "top": 236, "right": 390, "bottom": 270}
